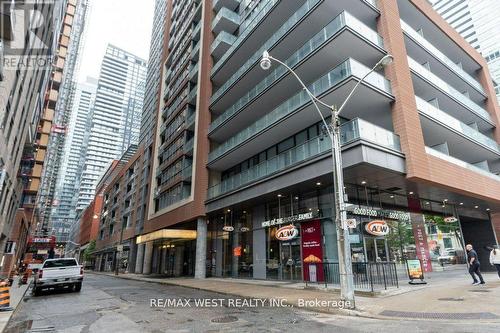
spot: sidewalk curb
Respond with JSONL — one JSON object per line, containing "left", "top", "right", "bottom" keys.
{"left": 2, "top": 281, "right": 31, "bottom": 333}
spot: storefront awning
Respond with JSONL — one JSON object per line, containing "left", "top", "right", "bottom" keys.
{"left": 136, "top": 229, "right": 197, "bottom": 244}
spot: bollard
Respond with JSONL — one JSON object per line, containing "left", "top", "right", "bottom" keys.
{"left": 0, "top": 280, "right": 13, "bottom": 312}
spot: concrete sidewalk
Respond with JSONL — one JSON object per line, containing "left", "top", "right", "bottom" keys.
{"left": 0, "top": 279, "right": 30, "bottom": 333}
{"left": 89, "top": 270, "right": 500, "bottom": 321}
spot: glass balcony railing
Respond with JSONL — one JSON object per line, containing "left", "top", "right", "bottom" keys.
{"left": 401, "top": 20, "right": 484, "bottom": 94}
{"left": 209, "top": 11, "right": 384, "bottom": 132}
{"left": 191, "top": 42, "right": 200, "bottom": 60}
{"left": 208, "top": 58, "right": 392, "bottom": 163}
{"left": 408, "top": 56, "right": 493, "bottom": 123}
{"left": 211, "top": 0, "right": 279, "bottom": 77}
{"left": 188, "top": 88, "right": 197, "bottom": 104}
{"left": 189, "top": 63, "right": 199, "bottom": 81}
{"left": 211, "top": 0, "right": 322, "bottom": 104}
{"left": 416, "top": 96, "right": 500, "bottom": 152}
{"left": 426, "top": 146, "right": 500, "bottom": 182}
{"left": 211, "top": 31, "right": 237, "bottom": 55}
{"left": 208, "top": 118, "right": 401, "bottom": 198}
{"left": 211, "top": 7, "right": 240, "bottom": 31}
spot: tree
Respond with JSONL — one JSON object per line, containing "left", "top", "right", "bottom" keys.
{"left": 83, "top": 240, "right": 96, "bottom": 263}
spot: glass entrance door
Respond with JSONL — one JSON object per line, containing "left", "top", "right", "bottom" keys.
{"left": 364, "top": 237, "right": 389, "bottom": 262}
{"left": 280, "top": 240, "right": 302, "bottom": 281}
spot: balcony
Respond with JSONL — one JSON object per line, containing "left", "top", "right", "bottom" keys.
{"left": 212, "top": 7, "right": 239, "bottom": 36}
{"left": 189, "top": 63, "right": 199, "bottom": 83}
{"left": 185, "top": 137, "right": 194, "bottom": 156}
{"left": 192, "top": 21, "right": 201, "bottom": 42}
{"left": 209, "top": 10, "right": 385, "bottom": 141}
{"left": 186, "top": 112, "right": 196, "bottom": 130}
{"left": 213, "top": 0, "right": 239, "bottom": 12}
{"left": 408, "top": 56, "right": 495, "bottom": 131}
{"left": 416, "top": 96, "right": 500, "bottom": 166}
{"left": 211, "top": 31, "right": 237, "bottom": 60}
{"left": 208, "top": 58, "right": 393, "bottom": 170}
{"left": 426, "top": 147, "right": 500, "bottom": 183}
{"left": 188, "top": 87, "right": 197, "bottom": 105}
{"left": 207, "top": 118, "right": 402, "bottom": 201}
{"left": 401, "top": 20, "right": 485, "bottom": 98}
{"left": 191, "top": 42, "right": 200, "bottom": 61}
{"left": 211, "top": 0, "right": 380, "bottom": 85}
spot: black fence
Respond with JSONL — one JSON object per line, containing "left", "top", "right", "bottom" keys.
{"left": 304, "top": 262, "right": 399, "bottom": 291}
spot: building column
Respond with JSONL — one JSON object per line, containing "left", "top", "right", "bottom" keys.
{"left": 252, "top": 205, "right": 266, "bottom": 279}
{"left": 142, "top": 242, "right": 153, "bottom": 275}
{"left": 135, "top": 243, "right": 145, "bottom": 274}
{"left": 128, "top": 240, "right": 138, "bottom": 273}
{"left": 195, "top": 217, "right": 207, "bottom": 279}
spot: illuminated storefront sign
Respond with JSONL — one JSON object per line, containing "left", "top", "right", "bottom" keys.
{"left": 136, "top": 229, "right": 197, "bottom": 244}
{"left": 364, "top": 220, "right": 390, "bottom": 236}
{"left": 222, "top": 226, "right": 234, "bottom": 232}
{"left": 262, "top": 212, "right": 314, "bottom": 227}
{"left": 301, "top": 220, "right": 324, "bottom": 282}
{"left": 349, "top": 207, "right": 411, "bottom": 221}
{"left": 275, "top": 225, "right": 299, "bottom": 241}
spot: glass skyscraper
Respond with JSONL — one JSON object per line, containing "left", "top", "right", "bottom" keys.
{"left": 432, "top": 0, "right": 500, "bottom": 98}
{"left": 76, "top": 45, "right": 147, "bottom": 214}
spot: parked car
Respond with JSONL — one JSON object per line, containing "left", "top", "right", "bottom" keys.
{"left": 33, "top": 258, "right": 83, "bottom": 296}
{"left": 438, "top": 248, "right": 462, "bottom": 265}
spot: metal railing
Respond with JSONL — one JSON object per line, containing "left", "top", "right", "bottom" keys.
{"left": 304, "top": 262, "right": 399, "bottom": 291}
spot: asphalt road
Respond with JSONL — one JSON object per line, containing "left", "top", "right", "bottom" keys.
{"left": 4, "top": 273, "right": 500, "bottom": 333}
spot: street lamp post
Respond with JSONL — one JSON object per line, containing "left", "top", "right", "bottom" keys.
{"left": 260, "top": 52, "right": 393, "bottom": 308}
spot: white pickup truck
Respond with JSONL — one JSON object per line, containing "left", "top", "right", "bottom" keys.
{"left": 33, "top": 258, "right": 83, "bottom": 295}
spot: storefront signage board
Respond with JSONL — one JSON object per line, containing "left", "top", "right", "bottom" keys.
{"left": 275, "top": 225, "right": 299, "bottom": 241}
{"left": 349, "top": 207, "right": 411, "bottom": 221}
{"left": 222, "top": 226, "right": 234, "bottom": 232}
{"left": 364, "top": 220, "right": 390, "bottom": 236}
{"left": 262, "top": 212, "right": 314, "bottom": 227}
{"left": 407, "top": 259, "right": 427, "bottom": 284}
{"left": 301, "top": 220, "right": 324, "bottom": 282}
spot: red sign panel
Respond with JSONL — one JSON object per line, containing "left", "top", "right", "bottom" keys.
{"left": 408, "top": 198, "right": 433, "bottom": 273}
{"left": 301, "top": 220, "right": 324, "bottom": 282}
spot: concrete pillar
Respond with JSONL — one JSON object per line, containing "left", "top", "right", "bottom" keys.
{"left": 195, "top": 217, "right": 207, "bottom": 279}
{"left": 135, "top": 243, "right": 145, "bottom": 274}
{"left": 174, "top": 246, "right": 184, "bottom": 277}
{"left": 128, "top": 240, "right": 138, "bottom": 273}
{"left": 142, "top": 242, "right": 153, "bottom": 275}
{"left": 252, "top": 205, "right": 267, "bottom": 279}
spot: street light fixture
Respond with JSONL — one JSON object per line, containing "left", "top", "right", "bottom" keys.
{"left": 260, "top": 51, "right": 393, "bottom": 308}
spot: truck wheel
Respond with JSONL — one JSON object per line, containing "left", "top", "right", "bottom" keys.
{"left": 75, "top": 282, "right": 82, "bottom": 292}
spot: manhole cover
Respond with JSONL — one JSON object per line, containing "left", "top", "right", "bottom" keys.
{"left": 438, "top": 298, "right": 464, "bottom": 301}
{"left": 211, "top": 316, "right": 238, "bottom": 323}
{"left": 469, "top": 290, "right": 491, "bottom": 293}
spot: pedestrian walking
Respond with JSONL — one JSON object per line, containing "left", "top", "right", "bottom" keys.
{"left": 489, "top": 246, "right": 500, "bottom": 278}
{"left": 466, "top": 244, "right": 485, "bottom": 285}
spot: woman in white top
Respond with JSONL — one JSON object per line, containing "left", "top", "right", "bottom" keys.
{"left": 489, "top": 247, "right": 500, "bottom": 278}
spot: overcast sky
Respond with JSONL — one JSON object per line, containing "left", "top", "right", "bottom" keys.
{"left": 78, "top": 0, "right": 155, "bottom": 81}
